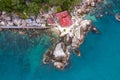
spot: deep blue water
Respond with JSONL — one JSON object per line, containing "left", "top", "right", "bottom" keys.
{"left": 0, "top": 1, "right": 120, "bottom": 80}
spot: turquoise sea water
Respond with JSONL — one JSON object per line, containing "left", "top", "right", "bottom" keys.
{"left": 0, "top": 1, "right": 120, "bottom": 80}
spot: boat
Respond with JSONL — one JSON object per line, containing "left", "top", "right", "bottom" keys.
{"left": 115, "top": 13, "right": 120, "bottom": 21}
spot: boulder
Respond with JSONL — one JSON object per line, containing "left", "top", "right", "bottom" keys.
{"left": 13, "top": 18, "right": 22, "bottom": 26}
{"left": 21, "top": 20, "right": 27, "bottom": 27}
{"left": 5, "top": 16, "right": 11, "bottom": 21}
{"left": 0, "top": 21, "right": 6, "bottom": 26}
{"left": 0, "top": 28, "right": 2, "bottom": 31}
{"left": 53, "top": 42, "right": 67, "bottom": 58}
{"left": 2, "top": 11, "right": 6, "bottom": 15}
{"left": 25, "top": 19, "right": 32, "bottom": 24}
{"left": 36, "top": 18, "right": 41, "bottom": 23}
{"left": 53, "top": 62, "right": 65, "bottom": 70}
{"left": 7, "top": 21, "right": 13, "bottom": 26}
{"left": 91, "top": 2, "right": 96, "bottom": 7}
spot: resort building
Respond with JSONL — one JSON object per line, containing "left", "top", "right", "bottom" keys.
{"left": 47, "top": 11, "right": 73, "bottom": 27}
{"left": 53, "top": 11, "right": 73, "bottom": 27}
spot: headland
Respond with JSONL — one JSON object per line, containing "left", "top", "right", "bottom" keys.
{"left": 0, "top": 0, "right": 102, "bottom": 70}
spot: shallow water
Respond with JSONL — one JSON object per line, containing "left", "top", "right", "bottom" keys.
{"left": 0, "top": 1, "right": 120, "bottom": 80}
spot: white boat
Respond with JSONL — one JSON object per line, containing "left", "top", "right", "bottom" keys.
{"left": 115, "top": 13, "right": 120, "bottom": 21}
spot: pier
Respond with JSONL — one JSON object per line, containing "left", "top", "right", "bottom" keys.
{"left": 0, "top": 26, "right": 51, "bottom": 29}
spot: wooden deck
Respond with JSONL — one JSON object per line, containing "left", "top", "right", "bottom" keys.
{"left": 0, "top": 26, "right": 50, "bottom": 29}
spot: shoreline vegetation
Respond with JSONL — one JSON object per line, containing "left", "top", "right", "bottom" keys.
{"left": 0, "top": 0, "right": 81, "bottom": 18}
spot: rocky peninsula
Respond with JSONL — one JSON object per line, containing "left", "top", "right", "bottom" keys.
{"left": 0, "top": 0, "right": 102, "bottom": 70}
{"left": 42, "top": 0, "right": 101, "bottom": 70}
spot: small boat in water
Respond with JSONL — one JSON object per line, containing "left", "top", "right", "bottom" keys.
{"left": 115, "top": 13, "right": 120, "bottom": 21}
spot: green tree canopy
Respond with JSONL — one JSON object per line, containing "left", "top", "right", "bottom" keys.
{"left": 0, "top": 0, "right": 81, "bottom": 17}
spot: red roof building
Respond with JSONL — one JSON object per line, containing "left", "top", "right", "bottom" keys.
{"left": 53, "top": 11, "right": 73, "bottom": 27}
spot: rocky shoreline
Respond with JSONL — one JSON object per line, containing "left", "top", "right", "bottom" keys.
{"left": 0, "top": 0, "right": 102, "bottom": 70}
{"left": 42, "top": 0, "right": 102, "bottom": 70}
{"left": 0, "top": 10, "right": 48, "bottom": 28}
{"left": 43, "top": 19, "right": 99, "bottom": 70}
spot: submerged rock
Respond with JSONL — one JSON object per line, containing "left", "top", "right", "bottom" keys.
{"left": 73, "top": 49, "right": 81, "bottom": 56}
{"left": 18, "top": 31, "right": 25, "bottom": 35}
{"left": 115, "top": 12, "right": 120, "bottom": 21}
{"left": 91, "top": 26, "right": 100, "bottom": 34}
{"left": 0, "top": 28, "right": 2, "bottom": 31}
{"left": 43, "top": 50, "right": 53, "bottom": 64}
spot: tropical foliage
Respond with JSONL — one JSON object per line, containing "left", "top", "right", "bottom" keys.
{"left": 0, "top": 0, "right": 81, "bottom": 15}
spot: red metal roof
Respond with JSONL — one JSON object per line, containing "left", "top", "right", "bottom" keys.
{"left": 47, "top": 17, "right": 55, "bottom": 25}
{"left": 53, "top": 11, "right": 73, "bottom": 27}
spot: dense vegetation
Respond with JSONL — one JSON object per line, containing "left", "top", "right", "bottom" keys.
{"left": 0, "top": 0, "right": 81, "bottom": 16}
